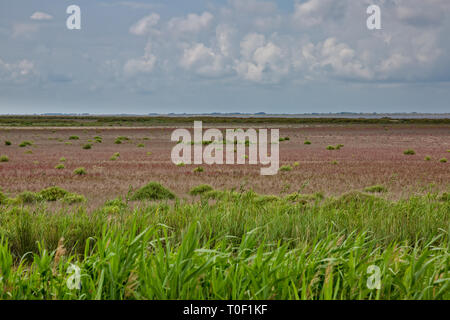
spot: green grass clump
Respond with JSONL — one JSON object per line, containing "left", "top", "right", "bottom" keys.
{"left": 440, "top": 158, "right": 447, "bottom": 163}
{"left": 59, "top": 157, "right": 66, "bottom": 162}
{"left": 176, "top": 162, "right": 185, "bottom": 167}
{"left": 293, "top": 162, "right": 299, "bottom": 167}
{"left": 279, "top": 165, "right": 292, "bottom": 172}
{"left": 110, "top": 155, "right": 118, "bottom": 161}
{"left": 65, "top": 142, "right": 72, "bottom": 145}
{"left": 326, "top": 145, "right": 335, "bottom": 150}
{"left": 137, "top": 143, "right": 145, "bottom": 148}
{"left": 0, "top": 191, "right": 7, "bottom": 205}
{"left": 38, "top": 187, "right": 69, "bottom": 201}
{"left": 193, "top": 167, "right": 204, "bottom": 173}
{"left": 82, "top": 144, "right": 92, "bottom": 150}
{"left": 63, "top": 194, "right": 86, "bottom": 204}
{"left": 0, "top": 190, "right": 448, "bottom": 300}
{"left": 4, "top": 141, "right": 11, "bottom": 146}
{"left": 115, "top": 136, "right": 129, "bottom": 144}
{"left": 0, "top": 155, "right": 9, "bottom": 162}
{"left": 336, "top": 144, "right": 344, "bottom": 150}
{"left": 404, "top": 149, "right": 416, "bottom": 155}
{"left": 18, "top": 191, "right": 41, "bottom": 204}
{"left": 55, "top": 164, "right": 65, "bottom": 170}
{"left": 364, "top": 185, "right": 388, "bottom": 193}
{"left": 131, "top": 182, "right": 175, "bottom": 201}
{"left": 425, "top": 156, "right": 431, "bottom": 161}
{"left": 189, "top": 184, "right": 214, "bottom": 196}
{"left": 73, "top": 167, "right": 87, "bottom": 176}
{"left": 438, "top": 193, "right": 449, "bottom": 202}
{"left": 19, "top": 141, "right": 32, "bottom": 147}
{"left": 69, "top": 136, "right": 79, "bottom": 140}
{"left": 304, "top": 140, "right": 311, "bottom": 145}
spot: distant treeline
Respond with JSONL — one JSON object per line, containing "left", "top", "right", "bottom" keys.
{"left": 0, "top": 115, "right": 449, "bottom": 127}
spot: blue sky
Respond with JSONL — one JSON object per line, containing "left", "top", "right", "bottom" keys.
{"left": 1, "top": 0, "right": 449, "bottom": 114}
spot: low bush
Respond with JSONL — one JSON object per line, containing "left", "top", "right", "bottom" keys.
{"left": 73, "top": 167, "right": 87, "bottom": 176}
{"left": 364, "top": 185, "right": 388, "bottom": 193}
{"left": 0, "top": 155, "right": 9, "bottom": 162}
{"left": 39, "top": 187, "right": 69, "bottom": 201}
{"left": 189, "top": 184, "right": 214, "bottom": 196}
{"left": 404, "top": 149, "right": 416, "bottom": 155}
{"left": 131, "top": 182, "right": 175, "bottom": 201}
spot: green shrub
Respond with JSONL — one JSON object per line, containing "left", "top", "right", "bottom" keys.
{"left": 326, "top": 145, "right": 335, "bottom": 150}
{"left": 404, "top": 149, "right": 416, "bottom": 155}
{"left": 59, "top": 157, "right": 66, "bottom": 162}
{"left": 131, "top": 182, "right": 175, "bottom": 201}
{"left": 279, "top": 138, "right": 285, "bottom": 142}
{"left": 425, "top": 156, "right": 431, "bottom": 161}
{"left": 0, "top": 155, "right": 9, "bottom": 162}
{"left": 336, "top": 144, "right": 344, "bottom": 150}
{"left": 438, "top": 192, "right": 449, "bottom": 201}
{"left": 5, "top": 141, "right": 11, "bottom": 146}
{"left": 293, "top": 162, "right": 299, "bottom": 167}
{"left": 0, "top": 191, "right": 7, "bottom": 205}
{"left": 18, "top": 191, "right": 41, "bottom": 204}
{"left": 19, "top": 141, "right": 32, "bottom": 147}
{"left": 63, "top": 194, "right": 86, "bottom": 204}
{"left": 73, "top": 167, "right": 87, "bottom": 176}
{"left": 39, "top": 187, "right": 69, "bottom": 201}
{"left": 55, "top": 164, "right": 65, "bottom": 170}
{"left": 440, "top": 158, "right": 447, "bottom": 163}
{"left": 110, "top": 155, "right": 118, "bottom": 161}
{"left": 364, "top": 185, "right": 388, "bottom": 193}
{"left": 65, "top": 142, "right": 72, "bottom": 145}
{"left": 304, "top": 140, "right": 311, "bottom": 145}
{"left": 189, "top": 184, "right": 214, "bottom": 196}
{"left": 137, "top": 143, "right": 145, "bottom": 148}
{"left": 280, "top": 165, "right": 292, "bottom": 172}
{"left": 193, "top": 167, "right": 204, "bottom": 173}
{"left": 114, "top": 139, "right": 122, "bottom": 144}
{"left": 69, "top": 136, "right": 79, "bottom": 140}
{"left": 176, "top": 162, "right": 185, "bottom": 167}
{"left": 82, "top": 144, "right": 92, "bottom": 150}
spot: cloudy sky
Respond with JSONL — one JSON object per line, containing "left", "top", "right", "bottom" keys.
{"left": 1, "top": 0, "right": 449, "bottom": 114}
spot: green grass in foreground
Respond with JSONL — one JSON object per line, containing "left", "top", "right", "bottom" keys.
{"left": 0, "top": 190, "right": 448, "bottom": 300}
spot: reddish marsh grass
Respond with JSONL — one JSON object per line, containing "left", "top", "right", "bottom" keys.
{"left": 0, "top": 125, "right": 448, "bottom": 207}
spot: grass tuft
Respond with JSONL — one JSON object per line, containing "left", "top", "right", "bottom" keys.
{"left": 130, "top": 182, "right": 176, "bottom": 201}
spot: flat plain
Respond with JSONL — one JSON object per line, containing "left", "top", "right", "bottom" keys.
{"left": 0, "top": 123, "right": 449, "bottom": 207}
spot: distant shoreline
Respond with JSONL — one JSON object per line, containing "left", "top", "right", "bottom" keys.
{"left": 1, "top": 113, "right": 450, "bottom": 120}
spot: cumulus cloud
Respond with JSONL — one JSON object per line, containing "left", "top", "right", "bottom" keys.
{"left": 0, "top": 58, "right": 36, "bottom": 83}
{"left": 129, "top": 13, "right": 160, "bottom": 36}
{"left": 235, "top": 33, "right": 289, "bottom": 83}
{"left": 12, "top": 23, "right": 39, "bottom": 38}
{"left": 30, "top": 12, "right": 53, "bottom": 21}
{"left": 124, "top": 43, "right": 157, "bottom": 75}
{"left": 168, "top": 12, "right": 213, "bottom": 34}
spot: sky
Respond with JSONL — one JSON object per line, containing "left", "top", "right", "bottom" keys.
{"left": 0, "top": 0, "right": 449, "bottom": 114}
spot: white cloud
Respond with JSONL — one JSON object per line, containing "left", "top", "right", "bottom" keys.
{"left": 168, "top": 12, "right": 213, "bottom": 34}
{"left": 0, "top": 57, "right": 36, "bottom": 83}
{"left": 12, "top": 23, "right": 39, "bottom": 38}
{"left": 30, "top": 12, "right": 53, "bottom": 21}
{"left": 235, "top": 33, "right": 288, "bottom": 83}
{"left": 124, "top": 43, "right": 157, "bottom": 75}
{"left": 180, "top": 43, "right": 228, "bottom": 77}
{"left": 129, "top": 13, "right": 160, "bottom": 36}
